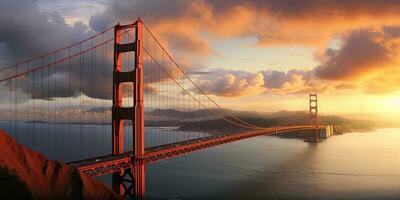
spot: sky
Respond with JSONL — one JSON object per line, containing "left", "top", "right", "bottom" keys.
{"left": 1, "top": 0, "right": 400, "bottom": 119}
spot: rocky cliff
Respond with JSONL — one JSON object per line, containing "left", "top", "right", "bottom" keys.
{"left": 0, "top": 129, "right": 120, "bottom": 199}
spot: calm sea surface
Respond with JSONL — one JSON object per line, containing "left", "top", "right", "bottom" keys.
{"left": 1, "top": 122, "right": 400, "bottom": 200}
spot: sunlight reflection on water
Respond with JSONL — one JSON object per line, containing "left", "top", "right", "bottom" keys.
{"left": 1, "top": 121, "right": 400, "bottom": 199}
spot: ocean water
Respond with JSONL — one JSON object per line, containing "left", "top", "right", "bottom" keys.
{"left": 144, "top": 128, "right": 400, "bottom": 200}
{"left": 1, "top": 122, "right": 400, "bottom": 200}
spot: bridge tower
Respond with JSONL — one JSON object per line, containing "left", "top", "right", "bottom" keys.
{"left": 309, "top": 93, "right": 319, "bottom": 143}
{"left": 112, "top": 18, "right": 145, "bottom": 198}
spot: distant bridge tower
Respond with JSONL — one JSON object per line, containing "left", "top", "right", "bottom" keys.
{"left": 112, "top": 18, "right": 145, "bottom": 198}
{"left": 309, "top": 93, "right": 319, "bottom": 143}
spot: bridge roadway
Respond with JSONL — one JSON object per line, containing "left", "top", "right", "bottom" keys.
{"left": 68, "top": 125, "right": 325, "bottom": 177}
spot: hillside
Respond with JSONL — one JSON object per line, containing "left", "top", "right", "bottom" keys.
{"left": 178, "top": 111, "right": 378, "bottom": 133}
{"left": 0, "top": 129, "right": 119, "bottom": 200}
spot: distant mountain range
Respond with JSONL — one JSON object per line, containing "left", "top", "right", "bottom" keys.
{"left": 84, "top": 107, "right": 396, "bottom": 132}
{"left": 146, "top": 109, "right": 212, "bottom": 119}
{"left": 178, "top": 111, "right": 378, "bottom": 133}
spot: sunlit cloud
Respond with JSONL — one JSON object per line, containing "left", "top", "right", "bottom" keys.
{"left": 364, "top": 71, "right": 400, "bottom": 94}
{"left": 315, "top": 27, "right": 399, "bottom": 80}
{"left": 2, "top": 0, "right": 400, "bottom": 114}
{"left": 84, "top": 0, "right": 400, "bottom": 98}
{"left": 195, "top": 68, "right": 264, "bottom": 97}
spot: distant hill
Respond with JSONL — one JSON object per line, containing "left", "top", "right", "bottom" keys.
{"left": 84, "top": 107, "right": 386, "bottom": 132}
{"left": 87, "top": 107, "right": 273, "bottom": 118}
{"left": 147, "top": 109, "right": 212, "bottom": 119}
{"left": 179, "top": 111, "right": 378, "bottom": 133}
{"left": 86, "top": 107, "right": 111, "bottom": 113}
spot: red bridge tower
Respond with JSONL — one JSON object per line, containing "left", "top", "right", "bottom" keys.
{"left": 112, "top": 18, "right": 145, "bottom": 198}
{"left": 309, "top": 93, "right": 319, "bottom": 143}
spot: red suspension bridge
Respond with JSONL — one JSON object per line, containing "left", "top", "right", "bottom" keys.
{"left": 0, "top": 19, "right": 330, "bottom": 199}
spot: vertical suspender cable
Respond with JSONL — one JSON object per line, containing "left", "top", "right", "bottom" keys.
{"left": 15, "top": 65, "right": 18, "bottom": 139}
{"left": 79, "top": 42, "right": 83, "bottom": 159}
{"left": 41, "top": 56, "right": 44, "bottom": 151}
{"left": 68, "top": 47, "right": 71, "bottom": 159}
{"left": 26, "top": 63, "right": 29, "bottom": 147}
{"left": 91, "top": 38, "right": 95, "bottom": 158}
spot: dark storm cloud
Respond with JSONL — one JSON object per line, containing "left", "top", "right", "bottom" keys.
{"left": 85, "top": 0, "right": 400, "bottom": 65}
{"left": 89, "top": 0, "right": 213, "bottom": 55}
{"left": 206, "top": 0, "right": 400, "bottom": 17}
{"left": 206, "top": 0, "right": 400, "bottom": 45}
{"left": 0, "top": 49, "right": 114, "bottom": 101}
{"left": 3, "top": 0, "right": 400, "bottom": 101}
{"left": 382, "top": 25, "right": 400, "bottom": 38}
{"left": 91, "top": 0, "right": 400, "bottom": 26}
{"left": 0, "top": 0, "right": 195, "bottom": 102}
{"left": 315, "top": 27, "right": 399, "bottom": 80}
{"left": 0, "top": 0, "right": 90, "bottom": 63}
{"left": 89, "top": 0, "right": 191, "bottom": 31}
{"left": 0, "top": 0, "right": 117, "bottom": 101}
{"left": 83, "top": 0, "right": 400, "bottom": 97}
{"left": 89, "top": 11, "right": 113, "bottom": 32}
{"left": 90, "top": 0, "right": 400, "bottom": 47}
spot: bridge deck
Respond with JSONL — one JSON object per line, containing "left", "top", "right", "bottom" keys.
{"left": 69, "top": 125, "right": 325, "bottom": 177}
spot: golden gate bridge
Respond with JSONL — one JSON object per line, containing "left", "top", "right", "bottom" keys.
{"left": 0, "top": 18, "right": 329, "bottom": 199}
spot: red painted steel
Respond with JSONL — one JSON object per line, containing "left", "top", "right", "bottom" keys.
{"left": 134, "top": 160, "right": 146, "bottom": 198}
{"left": 110, "top": 19, "right": 146, "bottom": 198}
{"left": 109, "top": 19, "right": 146, "bottom": 199}
{"left": 134, "top": 19, "right": 145, "bottom": 199}
{"left": 309, "top": 93, "right": 319, "bottom": 143}
{"left": 112, "top": 23, "right": 124, "bottom": 157}
{"left": 112, "top": 23, "right": 125, "bottom": 195}
{"left": 135, "top": 19, "right": 145, "bottom": 159}
{"left": 73, "top": 125, "right": 326, "bottom": 177}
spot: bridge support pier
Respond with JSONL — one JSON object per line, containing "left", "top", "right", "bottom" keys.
{"left": 134, "top": 160, "right": 146, "bottom": 199}
{"left": 111, "top": 160, "right": 146, "bottom": 199}
{"left": 112, "top": 169, "right": 135, "bottom": 198}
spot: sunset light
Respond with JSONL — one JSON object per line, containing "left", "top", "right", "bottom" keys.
{"left": 0, "top": 1, "right": 400, "bottom": 199}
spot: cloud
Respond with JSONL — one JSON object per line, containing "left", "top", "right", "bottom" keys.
{"left": 160, "top": 31, "right": 212, "bottom": 56}
{"left": 88, "top": 0, "right": 400, "bottom": 49}
{"left": 261, "top": 69, "right": 312, "bottom": 89}
{"left": 0, "top": 0, "right": 91, "bottom": 63}
{"left": 334, "top": 83, "right": 356, "bottom": 90}
{"left": 0, "top": 0, "right": 207, "bottom": 102}
{"left": 3, "top": 0, "right": 400, "bottom": 103}
{"left": 310, "top": 25, "right": 400, "bottom": 95}
{"left": 261, "top": 69, "right": 323, "bottom": 94}
{"left": 39, "top": 0, "right": 109, "bottom": 25}
{"left": 315, "top": 29, "right": 397, "bottom": 80}
{"left": 194, "top": 68, "right": 319, "bottom": 97}
{"left": 195, "top": 68, "right": 264, "bottom": 97}
{"left": 0, "top": 0, "right": 115, "bottom": 102}
{"left": 363, "top": 71, "right": 400, "bottom": 94}
{"left": 84, "top": 0, "right": 400, "bottom": 96}
{"left": 89, "top": 0, "right": 213, "bottom": 56}
{"left": 207, "top": 0, "right": 400, "bottom": 46}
